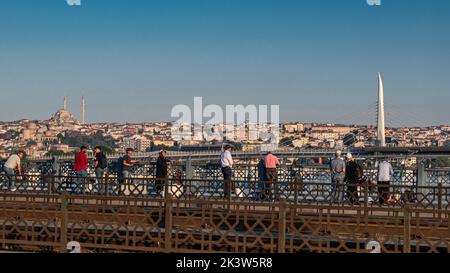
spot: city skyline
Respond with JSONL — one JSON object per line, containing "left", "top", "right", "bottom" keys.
{"left": 1, "top": 0, "right": 450, "bottom": 125}
{"left": 0, "top": 94, "right": 448, "bottom": 128}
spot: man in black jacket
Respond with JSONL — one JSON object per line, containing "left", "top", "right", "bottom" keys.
{"left": 94, "top": 146, "right": 107, "bottom": 194}
{"left": 155, "top": 150, "right": 172, "bottom": 195}
{"left": 344, "top": 153, "right": 363, "bottom": 205}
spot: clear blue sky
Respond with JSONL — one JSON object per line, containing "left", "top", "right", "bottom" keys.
{"left": 1, "top": 0, "right": 449, "bottom": 126}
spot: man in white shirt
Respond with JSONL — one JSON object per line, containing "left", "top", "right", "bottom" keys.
{"left": 221, "top": 145, "right": 234, "bottom": 198}
{"left": 377, "top": 159, "right": 394, "bottom": 205}
{"left": 3, "top": 151, "right": 24, "bottom": 191}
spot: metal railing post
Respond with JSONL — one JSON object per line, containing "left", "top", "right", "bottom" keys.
{"left": 164, "top": 193, "right": 173, "bottom": 252}
{"left": 47, "top": 174, "right": 53, "bottom": 195}
{"left": 364, "top": 181, "right": 369, "bottom": 220}
{"left": 278, "top": 199, "right": 286, "bottom": 253}
{"left": 164, "top": 177, "right": 169, "bottom": 199}
{"left": 227, "top": 180, "right": 232, "bottom": 210}
{"left": 293, "top": 179, "right": 299, "bottom": 206}
{"left": 60, "top": 193, "right": 69, "bottom": 253}
{"left": 438, "top": 183, "right": 443, "bottom": 218}
{"left": 105, "top": 173, "right": 109, "bottom": 197}
{"left": 185, "top": 156, "right": 193, "bottom": 180}
{"left": 416, "top": 162, "right": 425, "bottom": 196}
{"left": 403, "top": 202, "right": 411, "bottom": 253}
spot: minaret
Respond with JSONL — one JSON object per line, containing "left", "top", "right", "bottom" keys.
{"left": 377, "top": 72, "right": 386, "bottom": 147}
{"left": 63, "top": 97, "right": 67, "bottom": 111}
{"left": 81, "top": 96, "right": 86, "bottom": 124}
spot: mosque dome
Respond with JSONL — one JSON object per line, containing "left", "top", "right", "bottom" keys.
{"left": 49, "top": 109, "right": 79, "bottom": 125}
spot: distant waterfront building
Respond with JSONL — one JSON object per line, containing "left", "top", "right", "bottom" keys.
{"left": 123, "top": 137, "right": 151, "bottom": 152}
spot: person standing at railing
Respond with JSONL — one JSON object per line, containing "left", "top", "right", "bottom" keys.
{"left": 344, "top": 153, "right": 363, "bottom": 205}
{"left": 94, "top": 146, "right": 108, "bottom": 195}
{"left": 377, "top": 158, "right": 394, "bottom": 205}
{"left": 257, "top": 158, "right": 266, "bottom": 200}
{"left": 155, "top": 150, "right": 173, "bottom": 196}
{"left": 3, "top": 151, "right": 24, "bottom": 192}
{"left": 221, "top": 144, "right": 234, "bottom": 198}
{"left": 122, "top": 148, "right": 141, "bottom": 194}
{"left": 330, "top": 150, "right": 346, "bottom": 203}
{"left": 264, "top": 151, "right": 280, "bottom": 201}
{"left": 74, "top": 146, "right": 89, "bottom": 193}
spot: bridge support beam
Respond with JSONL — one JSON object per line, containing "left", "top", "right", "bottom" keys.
{"left": 164, "top": 194, "right": 173, "bottom": 252}
{"left": 278, "top": 200, "right": 286, "bottom": 253}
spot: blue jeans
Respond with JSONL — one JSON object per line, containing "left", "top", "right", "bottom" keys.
{"left": 95, "top": 168, "right": 105, "bottom": 194}
{"left": 123, "top": 170, "right": 132, "bottom": 180}
{"left": 122, "top": 170, "right": 132, "bottom": 193}
{"left": 75, "top": 170, "right": 88, "bottom": 193}
{"left": 4, "top": 167, "right": 16, "bottom": 189}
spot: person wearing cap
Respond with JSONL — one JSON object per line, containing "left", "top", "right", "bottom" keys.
{"left": 344, "top": 153, "right": 363, "bottom": 205}
{"left": 155, "top": 150, "right": 172, "bottom": 196}
{"left": 330, "top": 150, "right": 346, "bottom": 203}
{"left": 220, "top": 144, "right": 234, "bottom": 198}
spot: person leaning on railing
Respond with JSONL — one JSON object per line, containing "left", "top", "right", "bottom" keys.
{"left": 3, "top": 150, "right": 25, "bottom": 192}
{"left": 121, "top": 148, "right": 141, "bottom": 195}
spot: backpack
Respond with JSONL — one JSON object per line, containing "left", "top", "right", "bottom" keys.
{"left": 117, "top": 157, "right": 124, "bottom": 175}
{"left": 356, "top": 163, "right": 364, "bottom": 178}
{"left": 100, "top": 155, "right": 108, "bottom": 169}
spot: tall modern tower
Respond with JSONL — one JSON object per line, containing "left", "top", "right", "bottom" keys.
{"left": 81, "top": 96, "right": 86, "bottom": 124}
{"left": 377, "top": 72, "right": 386, "bottom": 147}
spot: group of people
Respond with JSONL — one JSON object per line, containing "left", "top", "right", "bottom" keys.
{"left": 220, "top": 146, "right": 395, "bottom": 205}
{"left": 221, "top": 144, "right": 281, "bottom": 200}
{"left": 73, "top": 146, "right": 172, "bottom": 195}
{"left": 2, "top": 146, "right": 395, "bottom": 204}
{"left": 331, "top": 150, "right": 394, "bottom": 205}
{"left": 72, "top": 146, "right": 108, "bottom": 193}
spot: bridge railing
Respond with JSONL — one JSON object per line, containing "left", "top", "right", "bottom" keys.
{"left": 1, "top": 192, "right": 449, "bottom": 253}
{"left": 1, "top": 173, "right": 449, "bottom": 211}
{"left": 2, "top": 156, "right": 449, "bottom": 187}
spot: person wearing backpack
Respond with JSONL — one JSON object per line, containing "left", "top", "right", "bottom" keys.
{"left": 94, "top": 146, "right": 108, "bottom": 195}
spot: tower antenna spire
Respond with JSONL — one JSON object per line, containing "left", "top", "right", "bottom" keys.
{"left": 377, "top": 72, "right": 386, "bottom": 147}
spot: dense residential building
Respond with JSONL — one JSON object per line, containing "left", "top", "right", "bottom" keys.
{"left": 0, "top": 102, "right": 449, "bottom": 158}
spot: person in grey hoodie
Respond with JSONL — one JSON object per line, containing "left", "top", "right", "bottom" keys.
{"left": 377, "top": 158, "right": 394, "bottom": 205}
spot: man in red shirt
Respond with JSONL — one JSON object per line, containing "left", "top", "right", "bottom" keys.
{"left": 74, "top": 146, "right": 89, "bottom": 193}
{"left": 264, "top": 151, "right": 280, "bottom": 201}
